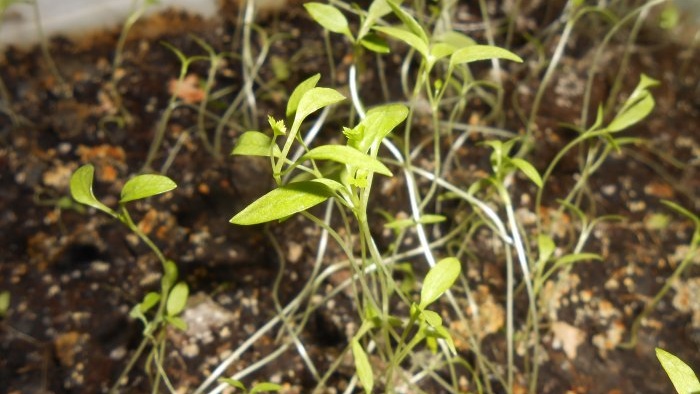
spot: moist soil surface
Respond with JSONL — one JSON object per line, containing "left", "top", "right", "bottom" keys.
{"left": 1, "top": 2, "right": 699, "bottom": 393}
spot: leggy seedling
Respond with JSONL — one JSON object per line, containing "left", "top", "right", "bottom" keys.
{"left": 69, "top": 164, "right": 189, "bottom": 393}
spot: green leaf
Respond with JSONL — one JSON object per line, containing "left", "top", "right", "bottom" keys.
{"left": 232, "top": 131, "right": 280, "bottom": 157}
{"left": 385, "top": 214, "right": 446, "bottom": 230}
{"left": 286, "top": 73, "right": 320, "bottom": 119}
{"left": 656, "top": 347, "right": 700, "bottom": 394}
{"left": 218, "top": 378, "right": 247, "bottom": 391}
{"left": 430, "top": 42, "right": 457, "bottom": 62}
{"left": 435, "top": 30, "right": 475, "bottom": 49}
{"left": 385, "top": 0, "right": 428, "bottom": 45}
{"left": 358, "top": 0, "right": 392, "bottom": 40}
{"left": 422, "top": 309, "right": 442, "bottom": 327}
{"left": 554, "top": 253, "right": 601, "bottom": 267}
{"left": 450, "top": 45, "right": 523, "bottom": 67}
{"left": 302, "top": 145, "right": 393, "bottom": 177}
{"left": 433, "top": 325, "right": 457, "bottom": 355}
{"left": 294, "top": 87, "right": 346, "bottom": 129}
{"left": 0, "top": 290, "right": 9, "bottom": 318}
{"left": 162, "top": 260, "right": 178, "bottom": 292}
{"left": 166, "top": 282, "right": 189, "bottom": 316}
{"left": 352, "top": 340, "right": 374, "bottom": 393}
{"left": 166, "top": 316, "right": 188, "bottom": 331}
{"left": 355, "top": 104, "right": 409, "bottom": 153}
{"left": 230, "top": 180, "right": 333, "bottom": 225}
{"left": 120, "top": 174, "right": 176, "bottom": 203}
{"left": 70, "top": 165, "right": 116, "bottom": 216}
{"left": 374, "top": 26, "right": 429, "bottom": 59}
{"left": 304, "top": 2, "right": 352, "bottom": 38}
{"left": 360, "top": 32, "right": 390, "bottom": 53}
{"left": 537, "top": 234, "right": 556, "bottom": 266}
{"left": 419, "top": 257, "right": 461, "bottom": 309}
{"left": 139, "top": 292, "right": 161, "bottom": 313}
{"left": 250, "top": 382, "right": 283, "bottom": 394}
{"left": 510, "top": 158, "right": 543, "bottom": 187}
{"left": 607, "top": 91, "right": 655, "bottom": 132}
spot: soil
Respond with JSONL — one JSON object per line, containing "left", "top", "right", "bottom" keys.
{"left": 1, "top": 1, "right": 699, "bottom": 393}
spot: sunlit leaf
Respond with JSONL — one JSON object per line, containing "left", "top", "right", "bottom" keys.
{"left": 218, "top": 378, "right": 246, "bottom": 391}
{"left": 554, "top": 253, "right": 601, "bottom": 266}
{"left": 430, "top": 42, "right": 457, "bottom": 62}
{"left": 232, "top": 131, "right": 280, "bottom": 157}
{"left": 302, "top": 145, "right": 393, "bottom": 177}
{"left": 419, "top": 257, "right": 461, "bottom": 309}
{"left": 511, "top": 158, "right": 543, "bottom": 188}
{"left": 608, "top": 92, "right": 655, "bottom": 132}
{"left": 385, "top": 0, "right": 428, "bottom": 45}
{"left": 120, "top": 174, "right": 177, "bottom": 203}
{"left": 360, "top": 33, "right": 390, "bottom": 53}
{"left": 656, "top": 347, "right": 700, "bottom": 394}
{"left": 450, "top": 44, "right": 523, "bottom": 67}
{"left": 435, "top": 30, "right": 475, "bottom": 49}
{"left": 374, "top": 26, "right": 429, "bottom": 59}
{"left": 434, "top": 325, "right": 457, "bottom": 355}
{"left": 166, "top": 282, "right": 189, "bottom": 316}
{"left": 537, "top": 234, "right": 556, "bottom": 266}
{"left": 230, "top": 180, "right": 333, "bottom": 225}
{"left": 294, "top": 87, "right": 346, "bottom": 128}
{"left": 304, "top": 2, "right": 352, "bottom": 38}
{"left": 422, "top": 309, "right": 442, "bottom": 327}
{"left": 70, "top": 165, "right": 115, "bottom": 216}
{"left": 352, "top": 340, "right": 374, "bottom": 393}
{"left": 250, "top": 382, "right": 283, "bottom": 394}
{"left": 139, "top": 292, "right": 161, "bottom": 313}
{"left": 166, "top": 316, "right": 188, "bottom": 331}
{"left": 355, "top": 104, "right": 409, "bottom": 153}
{"left": 286, "top": 73, "right": 320, "bottom": 119}
{"left": 385, "top": 214, "right": 446, "bottom": 230}
{"left": 162, "top": 260, "right": 178, "bottom": 292}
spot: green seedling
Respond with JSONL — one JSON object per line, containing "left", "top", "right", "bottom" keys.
{"left": 656, "top": 347, "right": 700, "bottom": 394}
{"left": 218, "top": 378, "right": 282, "bottom": 394}
{"left": 70, "top": 164, "right": 188, "bottom": 393}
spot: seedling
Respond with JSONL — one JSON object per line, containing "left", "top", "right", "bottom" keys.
{"left": 69, "top": 164, "right": 188, "bottom": 392}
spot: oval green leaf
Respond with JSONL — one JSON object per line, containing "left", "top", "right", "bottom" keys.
{"left": 420, "top": 257, "right": 461, "bottom": 309}
{"left": 232, "top": 131, "right": 280, "bottom": 157}
{"left": 139, "top": 292, "right": 161, "bottom": 313}
{"left": 352, "top": 340, "right": 374, "bottom": 393}
{"left": 511, "top": 158, "right": 543, "bottom": 188}
{"left": 360, "top": 33, "right": 390, "bottom": 54}
{"left": 656, "top": 347, "right": 700, "bottom": 394}
{"left": 374, "top": 26, "right": 429, "bottom": 59}
{"left": 287, "top": 73, "right": 320, "bottom": 119}
{"left": 304, "top": 2, "right": 352, "bottom": 38}
{"left": 250, "top": 382, "right": 283, "bottom": 394}
{"left": 294, "top": 87, "right": 346, "bottom": 129}
{"left": 166, "top": 281, "right": 189, "bottom": 316}
{"left": 230, "top": 180, "right": 333, "bottom": 225}
{"left": 450, "top": 45, "right": 523, "bottom": 67}
{"left": 607, "top": 92, "right": 655, "bottom": 132}
{"left": 70, "top": 164, "right": 116, "bottom": 216}
{"left": 120, "top": 174, "right": 176, "bottom": 203}
{"left": 302, "top": 145, "right": 393, "bottom": 177}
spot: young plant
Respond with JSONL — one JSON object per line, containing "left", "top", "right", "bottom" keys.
{"left": 229, "top": 72, "right": 463, "bottom": 391}
{"left": 69, "top": 164, "right": 188, "bottom": 392}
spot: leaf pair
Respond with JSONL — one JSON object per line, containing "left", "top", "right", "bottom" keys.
{"left": 70, "top": 164, "right": 177, "bottom": 216}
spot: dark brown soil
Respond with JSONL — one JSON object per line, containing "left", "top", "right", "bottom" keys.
{"left": 1, "top": 1, "right": 698, "bottom": 393}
